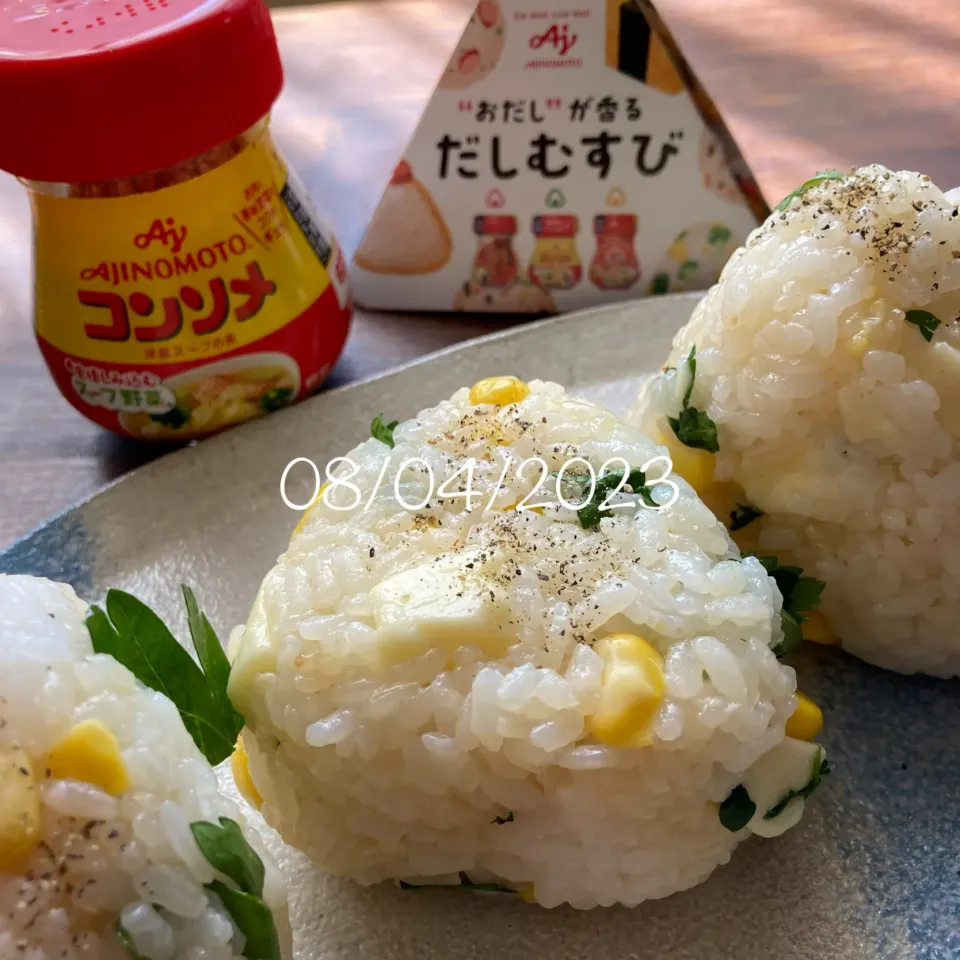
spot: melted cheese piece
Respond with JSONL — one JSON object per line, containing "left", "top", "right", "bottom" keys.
{"left": 227, "top": 584, "right": 280, "bottom": 722}
{"left": 744, "top": 737, "right": 824, "bottom": 838}
{"left": 370, "top": 552, "right": 514, "bottom": 665}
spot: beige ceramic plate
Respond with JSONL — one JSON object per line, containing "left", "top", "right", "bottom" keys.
{"left": 1, "top": 294, "right": 956, "bottom": 960}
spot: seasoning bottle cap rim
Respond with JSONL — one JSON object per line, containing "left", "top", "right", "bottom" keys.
{"left": 595, "top": 214, "right": 638, "bottom": 235}
{"left": 0, "top": 0, "right": 283, "bottom": 183}
{"left": 533, "top": 214, "right": 579, "bottom": 238}
{"left": 474, "top": 215, "right": 518, "bottom": 236}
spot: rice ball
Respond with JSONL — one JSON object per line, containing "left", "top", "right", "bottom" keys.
{"left": 632, "top": 166, "right": 960, "bottom": 678}
{"left": 0, "top": 575, "right": 290, "bottom": 960}
{"left": 229, "top": 378, "right": 828, "bottom": 909}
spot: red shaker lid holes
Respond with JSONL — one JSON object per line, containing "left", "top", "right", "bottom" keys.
{"left": 474, "top": 215, "right": 518, "bottom": 236}
{"left": 0, "top": 0, "right": 283, "bottom": 182}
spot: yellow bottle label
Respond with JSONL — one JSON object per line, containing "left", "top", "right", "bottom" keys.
{"left": 32, "top": 129, "right": 351, "bottom": 438}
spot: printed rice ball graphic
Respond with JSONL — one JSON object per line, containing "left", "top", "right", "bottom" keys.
{"left": 699, "top": 129, "right": 746, "bottom": 206}
{"left": 439, "top": 0, "right": 506, "bottom": 90}
{"left": 649, "top": 223, "right": 737, "bottom": 295}
{"left": 355, "top": 161, "right": 452, "bottom": 275}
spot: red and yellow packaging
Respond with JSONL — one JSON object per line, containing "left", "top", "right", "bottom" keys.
{"left": 471, "top": 215, "right": 520, "bottom": 289}
{"left": 529, "top": 215, "right": 582, "bottom": 291}
{"left": 33, "top": 130, "right": 350, "bottom": 439}
{"left": 0, "top": 0, "right": 351, "bottom": 440}
{"left": 590, "top": 214, "right": 641, "bottom": 291}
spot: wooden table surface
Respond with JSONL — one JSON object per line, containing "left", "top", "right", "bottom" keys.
{"left": 2, "top": 0, "right": 959, "bottom": 548}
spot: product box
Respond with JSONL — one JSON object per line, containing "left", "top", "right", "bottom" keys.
{"left": 352, "top": 0, "right": 766, "bottom": 315}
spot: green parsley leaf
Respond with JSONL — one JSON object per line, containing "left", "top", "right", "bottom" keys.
{"left": 576, "top": 472, "right": 619, "bottom": 528}
{"left": 719, "top": 784, "right": 757, "bottom": 832}
{"left": 764, "top": 747, "right": 830, "bottom": 819}
{"left": 742, "top": 554, "right": 826, "bottom": 657}
{"left": 206, "top": 880, "right": 281, "bottom": 960}
{"left": 86, "top": 589, "right": 240, "bottom": 766}
{"left": 191, "top": 818, "right": 280, "bottom": 959}
{"left": 775, "top": 170, "right": 847, "bottom": 212}
{"left": 681, "top": 346, "right": 697, "bottom": 409}
{"left": 550, "top": 470, "right": 593, "bottom": 487}
{"left": 774, "top": 609, "right": 805, "bottom": 657}
{"left": 371, "top": 414, "right": 400, "bottom": 448}
{"left": 191, "top": 818, "right": 265, "bottom": 898}
{"left": 115, "top": 920, "right": 150, "bottom": 960}
{"left": 666, "top": 347, "right": 720, "bottom": 453}
{"left": 668, "top": 407, "right": 719, "bottom": 453}
{"left": 577, "top": 501, "right": 605, "bottom": 530}
{"left": 730, "top": 503, "right": 764, "bottom": 531}
{"left": 491, "top": 812, "right": 515, "bottom": 824}
{"left": 575, "top": 467, "right": 655, "bottom": 529}
{"left": 183, "top": 586, "right": 243, "bottom": 749}
{"left": 556, "top": 467, "right": 658, "bottom": 513}
{"left": 149, "top": 404, "right": 191, "bottom": 429}
{"left": 627, "top": 470, "right": 660, "bottom": 508}
{"left": 596, "top": 470, "right": 628, "bottom": 494}
{"left": 678, "top": 259, "right": 699, "bottom": 281}
{"left": 769, "top": 565, "right": 803, "bottom": 606}
{"left": 259, "top": 387, "right": 294, "bottom": 414}
{"left": 651, "top": 272, "right": 670, "bottom": 295}
{"left": 747, "top": 553, "right": 777, "bottom": 574}
{"left": 791, "top": 577, "right": 825, "bottom": 615}
{"left": 707, "top": 224, "right": 732, "bottom": 247}
{"left": 904, "top": 309, "right": 941, "bottom": 343}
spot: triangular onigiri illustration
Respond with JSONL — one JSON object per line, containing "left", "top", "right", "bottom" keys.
{"left": 354, "top": 161, "right": 453, "bottom": 275}
{"left": 439, "top": 0, "right": 507, "bottom": 90}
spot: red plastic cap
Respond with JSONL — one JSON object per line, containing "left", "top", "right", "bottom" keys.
{"left": 595, "top": 214, "right": 638, "bottom": 236}
{"left": 474, "top": 215, "right": 518, "bottom": 236}
{"left": 0, "top": 0, "right": 283, "bottom": 183}
{"left": 533, "top": 214, "right": 579, "bottom": 238}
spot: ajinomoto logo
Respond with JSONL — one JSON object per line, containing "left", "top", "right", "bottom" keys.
{"left": 80, "top": 217, "right": 252, "bottom": 288}
{"left": 134, "top": 217, "right": 189, "bottom": 254}
{"left": 529, "top": 23, "right": 578, "bottom": 57}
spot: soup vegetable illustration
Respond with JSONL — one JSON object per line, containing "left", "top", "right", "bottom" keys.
{"left": 121, "top": 354, "right": 300, "bottom": 439}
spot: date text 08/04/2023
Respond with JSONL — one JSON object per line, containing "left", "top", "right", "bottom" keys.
{"left": 280, "top": 454, "right": 681, "bottom": 516}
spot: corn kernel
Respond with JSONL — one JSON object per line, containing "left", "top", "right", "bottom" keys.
{"left": 516, "top": 884, "right": 538, "bottom": 903}
{"left": 657, "top": 428, "right": 716, "bottom": 496}
{"left": 0, "top": 744, "right": 41, "bottom": 873}
{"left": 46, "top": 719, "right": 130, "bottom": 797}
{"left": 588, "top": 633, "right": 665, "bottom": 748}
{"left": 230, "top": 736, "right": 263, "bottom": 810}
{"left": 847, "top": 334, "right": 869, "bottom": 358}
{"left": 502, "top": 503, "right": 543, "bottom": 515}
{"left": 802, "top": 609, "right": 839, "bottom": 645}
{"left": 469, "top": 376, "right": 531, "bottom": 406}
{"left": 785, "top": 692, "right": 823, "bottom": 741}
{"left": 291, "top": 483, "right": 329, "bottom": 540}
{"left": 699, "top": 480, "right": 744, "bottom": 525}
